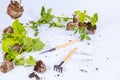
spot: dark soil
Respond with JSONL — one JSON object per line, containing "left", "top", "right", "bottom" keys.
{"left": 87, "top": 22, "right": 96, "bottom": 34}
{"left": 73, "top": 14, "right": 78, "bottom": 23}
{"left": 0, "top": 60, "right": 14, "bottom": 73}
{"left": 78, "top": 22, "right": 87, "bottom": 28}
{"left": 3, "top": 26, "right": 14, "bottom": 33}
{"left": 29, "top": 72, "right": 40, "bottom": 80}
{"left": 34, "top": 60, "right": 46, "bottom": 73}
{"left": 29, "top": 72, "right": 36, "bottom": 78}
{"left": 12, "top": 44, "right": 22, "bottom": 53}
{"left": 66, "top": 21, "right": 77, "bottom": 30}
{"left": 95, "top": 67, "right": 99, "bottom": 71}
{"left": 7, "top": 0, "right": 24, "bottom": 19}
{"left": 79, "top": 69, "right": 88, "bottom": 73}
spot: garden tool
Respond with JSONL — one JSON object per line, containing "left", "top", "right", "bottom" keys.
{"left": 40, "top": 39, "right": 79, "bottom": 54}
{"left": 54, "top": 47, "right": 77, "bottom": 73}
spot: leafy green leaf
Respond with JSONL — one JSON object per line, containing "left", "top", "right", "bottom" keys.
{"left": 2, "top": 33, "right": 13, "bottom": 40}
{"left": 85, "top": 35, "right": 91, "bottom": 40}
{"left": 6, "top": 48, "right": 19, "bottom": 61}
{"left": 90, "top": 13, "right": 98, "bottom": 27}
{"left": 26, "top": 56, "right": 36, "bottom": 66}
{"left": 23, "top": 37, "right": 33, "bottom": 52}
{"left": 12, "top": 19, "right": 26, "bottom": 35}
{"left": 41, "top": 6, "right": 46, "bottom": 16}
{"left": 15, "top": 58, "right": 25, "bottom": 65}
{"left": 33, "top": 38, "right": 45, "bottom": 51}
{"left": 74, "top": 10, "right": 88, "bottom": 23}
{"left": 2, "top": 38, "right": 15, "bottom": 52}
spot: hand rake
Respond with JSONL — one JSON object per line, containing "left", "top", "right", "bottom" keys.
{"left": 54, "top": 47, "right": 77, "bottom": 73}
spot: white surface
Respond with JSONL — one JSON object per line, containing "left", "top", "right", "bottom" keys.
{"left": 0, "top": 0, "right": 120, "bottom": 80}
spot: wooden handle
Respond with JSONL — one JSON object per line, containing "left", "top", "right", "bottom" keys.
{"left": 55, "top": 39, "right": 80, "bottom": 50}
{"left": 63, "top": 47, "right": 77, "bottom": 62}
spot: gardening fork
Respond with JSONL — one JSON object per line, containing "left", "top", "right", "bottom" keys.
{"left": 54, "top": 47, "right": 77, "bottom": 73}
{"left": 40, "top": 39, "right": 80, "bottom": 54}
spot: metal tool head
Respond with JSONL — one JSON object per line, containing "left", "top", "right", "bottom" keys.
{"left": 54, "top": 65, "right": 63, "bottom": 73}
{"left": 40, "top": 48, "right": 56, "bottom": 54}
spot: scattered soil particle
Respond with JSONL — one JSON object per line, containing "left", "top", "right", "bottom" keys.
{"left": 34, "top": 60, "right": 46, "bottom": 73}
{"left": 29, "top": 72, "right": 40, "bottom": 80}
{"left": 57, "top": 74, "right": 60, "bottom": 77}
{"left": 7, "top": 0, "right": 24, "bottom": 19}
{"left": 87, "top": 43, "right": 90, "bottom": 45}
{"left": 0, "top": 60, "right": 14, "bottom": 73}
{"left": 95, "top": 67, "right": 99, "bottom": 71}
{"left": 29, "top": 72, "right": 36, "bottom": 78}
{"left": 3, "top": 26, "right": 14, "bottom": 33}
{"left": 45, "top": 56, "right": 47, "bottom": 58}
{"left": 70, "top": 34, "right": 73, "bottom": 36}
{"left": 79, "top": 69, "right": 88, "bottom": 73}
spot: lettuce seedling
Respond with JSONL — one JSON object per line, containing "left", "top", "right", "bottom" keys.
{"left": 2, "top": 19, "right": 45, "bottom": 66}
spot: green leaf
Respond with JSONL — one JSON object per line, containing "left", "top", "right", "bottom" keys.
{"left": 41, "top": 6, "right": 46, "bottom": 16}
{"left": 12, "top": 19, "right": 26, "bottom": 35}
{"left": 6, "top": 48, "right": 19, "bottom": 61}
{"left": 90, "top": 13, "right": 98, "bottom": 27}
{"left": 80, "top": 33, "right": 85, "bottom": 40}
{"left": 85, "top": 35, "right": 91, "bottom": 40}
{"left": 74, "top": 10, "right": 88, "bottom": 23}
{"left": 47, "top": 8, "right": 52, "bottom": 14}
{"left": 26, "top": 56, "right": 36, "bottom": 66}
{"left": 15, "top": 58, "right": 25, "bottom": 65}
{"left": 23, "top": 37, "right": 33, "bottom": 52}
{"left": 2, "top": 38, "right": 15, "bottom": 52}
{"left": 2, "top": 33, "right": 13, "bottom": 40}
{"left": 33, "top": 38, "right": 45, "bottom": 51}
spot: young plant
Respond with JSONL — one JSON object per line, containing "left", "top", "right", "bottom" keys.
{"left": 27, "top": 6, "right": 72, "bottom": 36}
{"left": 2, "top": 19, "right": 45, "bottom": 66}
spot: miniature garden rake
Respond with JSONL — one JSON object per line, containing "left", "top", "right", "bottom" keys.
{"left": 54, "top": 47, "right": 77, "bottom": 73}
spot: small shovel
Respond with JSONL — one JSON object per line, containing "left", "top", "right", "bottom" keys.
{"left": 54, "top": 47, "right": 77, "bottom": 73}
{"left": 40, "top": 39, "right": 80, "bottom": 54}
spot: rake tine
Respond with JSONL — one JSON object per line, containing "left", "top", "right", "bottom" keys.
{"left": 60, "top": 68, "right": 62, "bottom": 73}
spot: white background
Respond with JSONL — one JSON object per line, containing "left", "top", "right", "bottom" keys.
{"left": 0, "top": 0, "right": 120, "bottom": 80}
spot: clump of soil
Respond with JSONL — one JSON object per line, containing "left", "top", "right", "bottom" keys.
{"left": 12, "top": 44, "right": 22, "bottom": 52}
{"left": 34, "top": 60, "right": 46, "bottom": 73}
{"left": 66, "top": 21, "right": 77, "bottom": 30}
{"left": 87, "top": 22, "right": 96, "bottom": 34}
{"left": 7, "top": 0, "right": 24, "bottom": 19}
{"left": 3, "top": 26, "right": 14, "bottom": 33}
{"left": 29, "top": 72, "right": 40, "bottom": 80}
{"left": 78, "top": 22, "right": 87, "bottom": 28}
{"left": 73, "top": 14, "right": 78, "bottom": 23}
{"left": 0, "top": 60, "right": 14, "bottom": 73}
